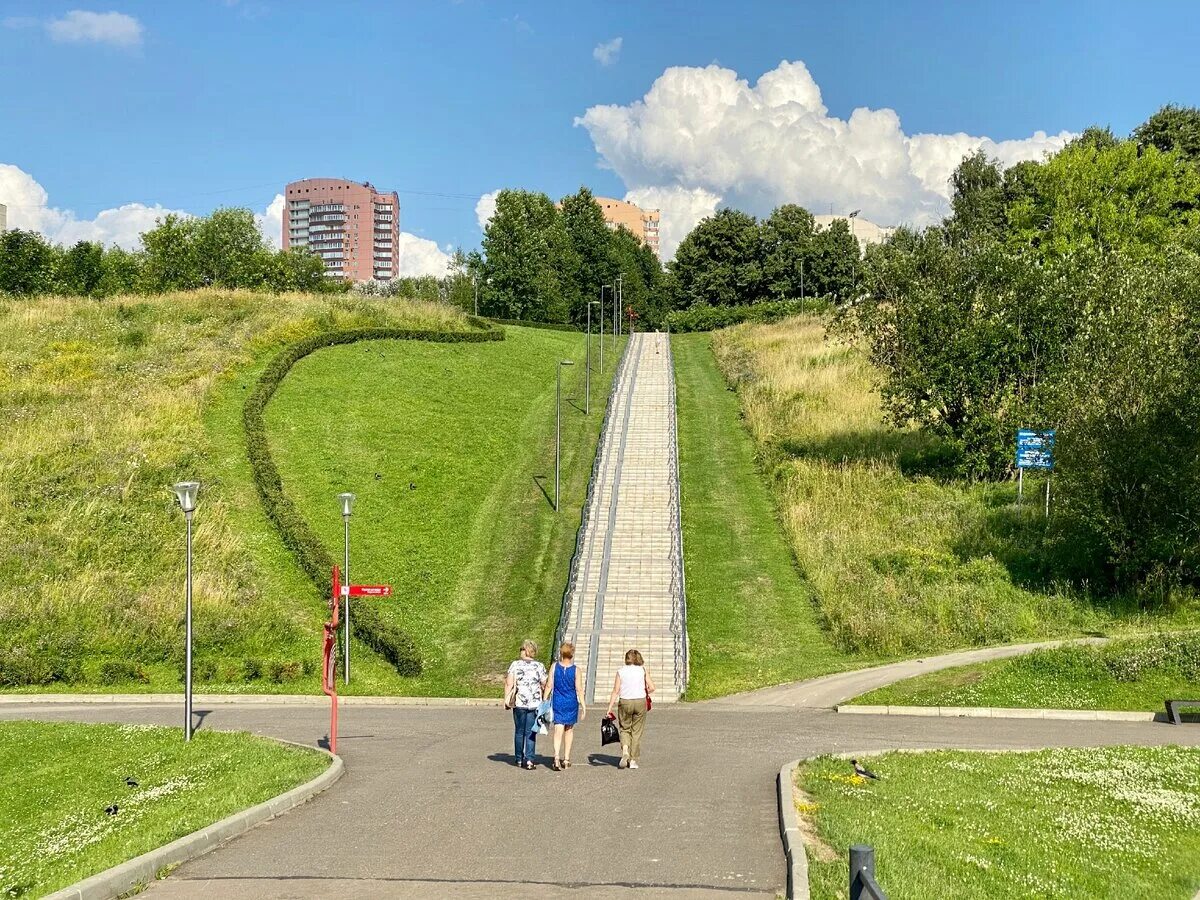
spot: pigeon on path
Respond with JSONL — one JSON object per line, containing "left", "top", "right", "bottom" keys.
{"left": 851, "top": 759, "right": 880, "bottom": 780}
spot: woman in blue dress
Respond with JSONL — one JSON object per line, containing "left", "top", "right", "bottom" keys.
{"left": 545, "top": 641, "right": 586, "bottom": 771}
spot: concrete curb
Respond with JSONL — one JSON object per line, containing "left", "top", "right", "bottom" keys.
{"left": 43, "top": 739, "right": 343, "bottom": 900}
{"left": 776, "top": 761, "right": 810, "bottom": 900}
{"left": 0, "top": 693, "right": 502, "bottom": 708}
{"left": 836, "top": 704, "right": 1161, "bottom": 722}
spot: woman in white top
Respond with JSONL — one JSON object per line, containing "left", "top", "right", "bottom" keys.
{"left": 504, "top": 639, "right": 547, "bottom": 770}
{"left": 604, "top": 648, "right": 655, "bottom": 769}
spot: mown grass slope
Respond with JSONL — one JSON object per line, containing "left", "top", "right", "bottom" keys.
{"left": 673, "top": 334, "right": 867, "bottom": 698}
{"left": 0, "top": 291, "right": 467, "bottom": 690}
{"left": 708, "top": 315, "right": 1196, "bottom": 660}
{"left": 0, "top": 720, "right": 328, "bottom": 897}
{"left": 853, "top": 630, "right": 1200, "bottom": 711}
{"left": 263, "top": 325, "right": 622, "bottom": 695}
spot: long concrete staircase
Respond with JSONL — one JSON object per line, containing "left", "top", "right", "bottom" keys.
{"left": 556, "top": 332, "right": 688, "bottom": 703}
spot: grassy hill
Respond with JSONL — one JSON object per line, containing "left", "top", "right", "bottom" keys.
{"left": 0, "top": 290, "right": 614, "bottom": 694}
{"left": 675, "top": 314, "right": 1198, "bottom": 695}
{"left": 262, "top": 325, "right": 621, "bottom": 694}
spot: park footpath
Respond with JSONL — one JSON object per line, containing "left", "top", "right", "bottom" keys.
{"left": 557, "top": 331, "right": 688, "bottom": 703}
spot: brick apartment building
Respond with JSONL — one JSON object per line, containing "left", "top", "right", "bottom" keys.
{"left": 594, "top": 197, "right": 661, "bottom": 258}
{"left": 0, "top": 202, "right": 7, "bottom": 234}
{"left": 283, "top": 178, "right": 400, "bottom": 282}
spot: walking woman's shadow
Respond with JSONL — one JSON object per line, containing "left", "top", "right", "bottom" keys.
{"left": 588, "top": 753, "right": 622, "bottom": 768}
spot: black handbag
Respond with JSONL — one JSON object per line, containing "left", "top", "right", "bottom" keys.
{"left": 600, "top": 715, "right": 620, "bottom": 746}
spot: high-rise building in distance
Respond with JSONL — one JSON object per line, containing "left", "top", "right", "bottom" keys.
{"left": 283, "top": 178, "right": 400, "bottom": 282}
{"left": 0, "top": 202, "right": 7, "bottom": 234}
{"left": 594, "top": 197, "right": 661, "bottom": 258}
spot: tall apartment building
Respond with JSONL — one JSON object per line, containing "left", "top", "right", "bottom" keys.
{"left": 594, "top": 197, "right": 661, "bottom": 258}
{"left": 283, "top": 178, "right": 400, "bottom": 282}
{"left": 0, "top": 202, "right": 7, "bottom": 234}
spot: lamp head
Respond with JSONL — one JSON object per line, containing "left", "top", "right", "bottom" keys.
{"left": 560, "top": 359, "right": 575, "bottom": 367}
{"left": 337, "top": 492, "right": 356, "bottom": 517}
{"left": 171, "top": 481, "right": 200, "bottom": 514}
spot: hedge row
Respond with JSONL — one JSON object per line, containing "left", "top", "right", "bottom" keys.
{"left": 664, "top": 298, "right": 831, "bottom": 333}
{"left": 243, "top": 323, "right": 504, "bottom": 677}
{"left": 486, "top": 317, "right": 582, "bottom": 332}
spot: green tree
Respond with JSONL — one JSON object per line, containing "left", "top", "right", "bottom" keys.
{"left": 479, "top": 189, "right": 576, "bottom": 322}
{"left": 97, "top": 246, "right": 142, "bottom": 296}
{"left": 1133, "top": 104, "right": 1200, "bottom": 162}
{"left": 946, "top": 150, "right": 1006, "bottom": 241}
{"left": 140, "top": 214, "right": 199, "bottom": 291}
{"left": 560, "top": 187, "right": 616, "bottom": 323}
{"left": 191, "top": 208, "right": 270, "bottom": 288}
{"left": 0, "top": 229, "right": 60, "bottom": 296}
{"left": 667, "top": 208, "right": 764, "bottom": 308}
{"left": 57, "top": 241, "right": 105, "bottom": 296}
{"left": 807, "top": 218, "right": 860, "bottom": 303}
{"left": 267, "top": 247, "right": 326, "bottom": 293}
{"left": 761, "top": 204, "right": 815, "bottom": 299}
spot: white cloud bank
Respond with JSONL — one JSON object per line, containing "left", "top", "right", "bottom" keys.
{"left": 46, "top": 10, "right": 144, "bottom": 47}
{"left": 475, "top": 190, "right": 500, "bottom": 230}
{"left": 1, "top": 166, "right": 451, "bottom": 277}
{"left": 593, "top": 37, "right": 622, "bottom": 66}
{"left": 576, "top": 60, "right": 1074, "bottom": 257}
{"left": 0, "top": 163, "right": 186, "bottom": 249}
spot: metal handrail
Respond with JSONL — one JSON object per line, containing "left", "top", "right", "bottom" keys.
{"left": 663, "top": 331, "right": 689, "bottom": 697}
{"left": 849, "top": 845, "right": 889, "bottom": 900}
{"left": 553, "top": 335, "right": 634, "bottom": 661}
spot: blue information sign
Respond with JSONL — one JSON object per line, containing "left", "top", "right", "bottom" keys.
{"left": 1016, "top": 429, "right": 1055, "bottom": 470}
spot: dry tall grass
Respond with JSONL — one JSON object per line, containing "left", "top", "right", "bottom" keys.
{"left": 0, "top": 290, "right": 466, "bottom": 685}
{"left": 711, "top": 315, "right": 1104, "bottom": 655}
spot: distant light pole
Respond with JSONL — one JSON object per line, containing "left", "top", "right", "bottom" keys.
{"left": 613, "top": 275, "right": 621, "bottom": 337}
{"left": 600, "top": 285, "right": 613, "bottom": 374}
{"left": 800, "top": 257, "right": 805, "bottom": 300}
{"left": 555, "top": 360, "right": 575, "bottom": 511}
{"left": 587, "top": 300, "right": 599, "bottom": 415}
{"left": 171, "top": 480, "right": 200, "bottom": 742}
{"left": 472, "top": 273, "right": 478, "bottom": 316}
{"left": 338, "top": 492, "right": 355, "bottom": 684}
{"left": 848, "top": 209, "right": 860, "bottom": 239}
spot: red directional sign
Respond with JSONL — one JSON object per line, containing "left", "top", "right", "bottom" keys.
{"left": 348, "top": 584, "right": 393, "bottom": 597}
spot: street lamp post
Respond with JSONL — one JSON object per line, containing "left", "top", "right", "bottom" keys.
{"left": 472, "top": 274, "right": 478, "bottom": 316}
{"left": 587, "top": 300, "right": 599, "bottom": 415}
{"left": 600, "top": 286, "right": 612, "bottom": 374}
{"left": 171, "top": 480, "right": 200, "bottom": 742}
{"left": 338, "top": 492, "right": 355, "bottom": 684}
{"left": 555, "top": 360, "right": 575, "bottom": 511}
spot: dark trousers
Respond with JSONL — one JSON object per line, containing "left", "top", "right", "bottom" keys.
{"left": 512, "top": 707, "right": 537, "bottom": 763}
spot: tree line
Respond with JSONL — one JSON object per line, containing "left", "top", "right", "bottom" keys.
{"left": 841, "top": 104, "right": 1200, "bottom": 590}
{"left": 0, "top": 208, "right": 337, "bottom": 297}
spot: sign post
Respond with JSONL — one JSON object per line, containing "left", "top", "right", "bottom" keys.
{"left": 1015, "top": 429, "right": 1055, "bottom": 517}
{"left": 322, "top": 567, "right": 392, "bottom": 755}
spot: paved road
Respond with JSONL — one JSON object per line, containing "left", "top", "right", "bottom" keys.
{"left": 7, "top": 700, "right": 1198, "bottom": 899}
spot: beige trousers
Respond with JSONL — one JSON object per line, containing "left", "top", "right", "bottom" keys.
{"left": 617, "top": 698, "right": 648, "bottom": 761}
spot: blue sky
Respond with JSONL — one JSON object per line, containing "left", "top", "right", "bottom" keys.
{"left": 2, "top": 1, "right": 1198, "bottom": 270}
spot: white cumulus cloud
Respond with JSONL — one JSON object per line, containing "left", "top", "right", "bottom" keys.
{"left": 256, "top": 193, "right": 285, "bottom": 249}
{"left": 0, "top": 163, "right": 185, "bottom": 249}
{"left": 576, "top": 60, "right": 1074, "bottom": 254}
{"left": 475, "top": 190, "right": 500, "bottom": 230}
{"left": 395, "top": 233, "right": 452, "bottom": 277}
{"left": 46, "top": 10, "right": 143, "bottom": 47}
{"left": 593, "top": 36, "right": 622, "bottom": 66}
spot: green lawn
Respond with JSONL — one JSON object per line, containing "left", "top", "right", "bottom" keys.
{"left": 262, "top": 325, "right": 623, "bottom": 695}
{"left": 672, "top": 333, "right": 865, "bottom": 699}
{"left": 853, "top": 631, "right": 1200, "bottom": 711}
{"left": 799, "top": 747, "right": 1200, "bottom": 899}
{"left": 0, "top": 720, "right": 328, "bottom": 898}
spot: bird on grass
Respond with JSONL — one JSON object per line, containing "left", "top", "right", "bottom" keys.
{"left": 105, "top": 804, "right": 119, "bottom": 816}
{"left": 124, "top": 777, "right": 138, "bottom": 788}
{"left": 851, "top": 759, "right": 880, "bottom": 780}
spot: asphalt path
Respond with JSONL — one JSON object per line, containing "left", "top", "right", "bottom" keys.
{"left": 7, "top": 701, "right": 1199, "bottom": 898}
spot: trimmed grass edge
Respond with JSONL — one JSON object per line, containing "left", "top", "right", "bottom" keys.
{"left": 44, "top": 738, "right": 341, "bottom": 900}
{"left": 836, "top": 704, "right": 1162, "bottom": 721}
{"left": 242, "top": 321, "right": 504, "bottom": 678}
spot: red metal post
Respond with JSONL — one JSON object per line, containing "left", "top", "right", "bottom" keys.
{"left": 322, "top": 565, "right": 340, "bottom": 755}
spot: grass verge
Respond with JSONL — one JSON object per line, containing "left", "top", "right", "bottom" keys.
{"left": 672, "top": 333, "right": 866, "bottom": 699}
{"left": 798, "top": 747, "right": 1200, "bottom": 899}
{"left": 261, "top": 325, "right": 623, "bottom": 695}
{"left": 0, "top": 720, "right": 328, "bottom": 897}
{"left": 852, "top": 630, "right": 1200, "bottom": 711}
